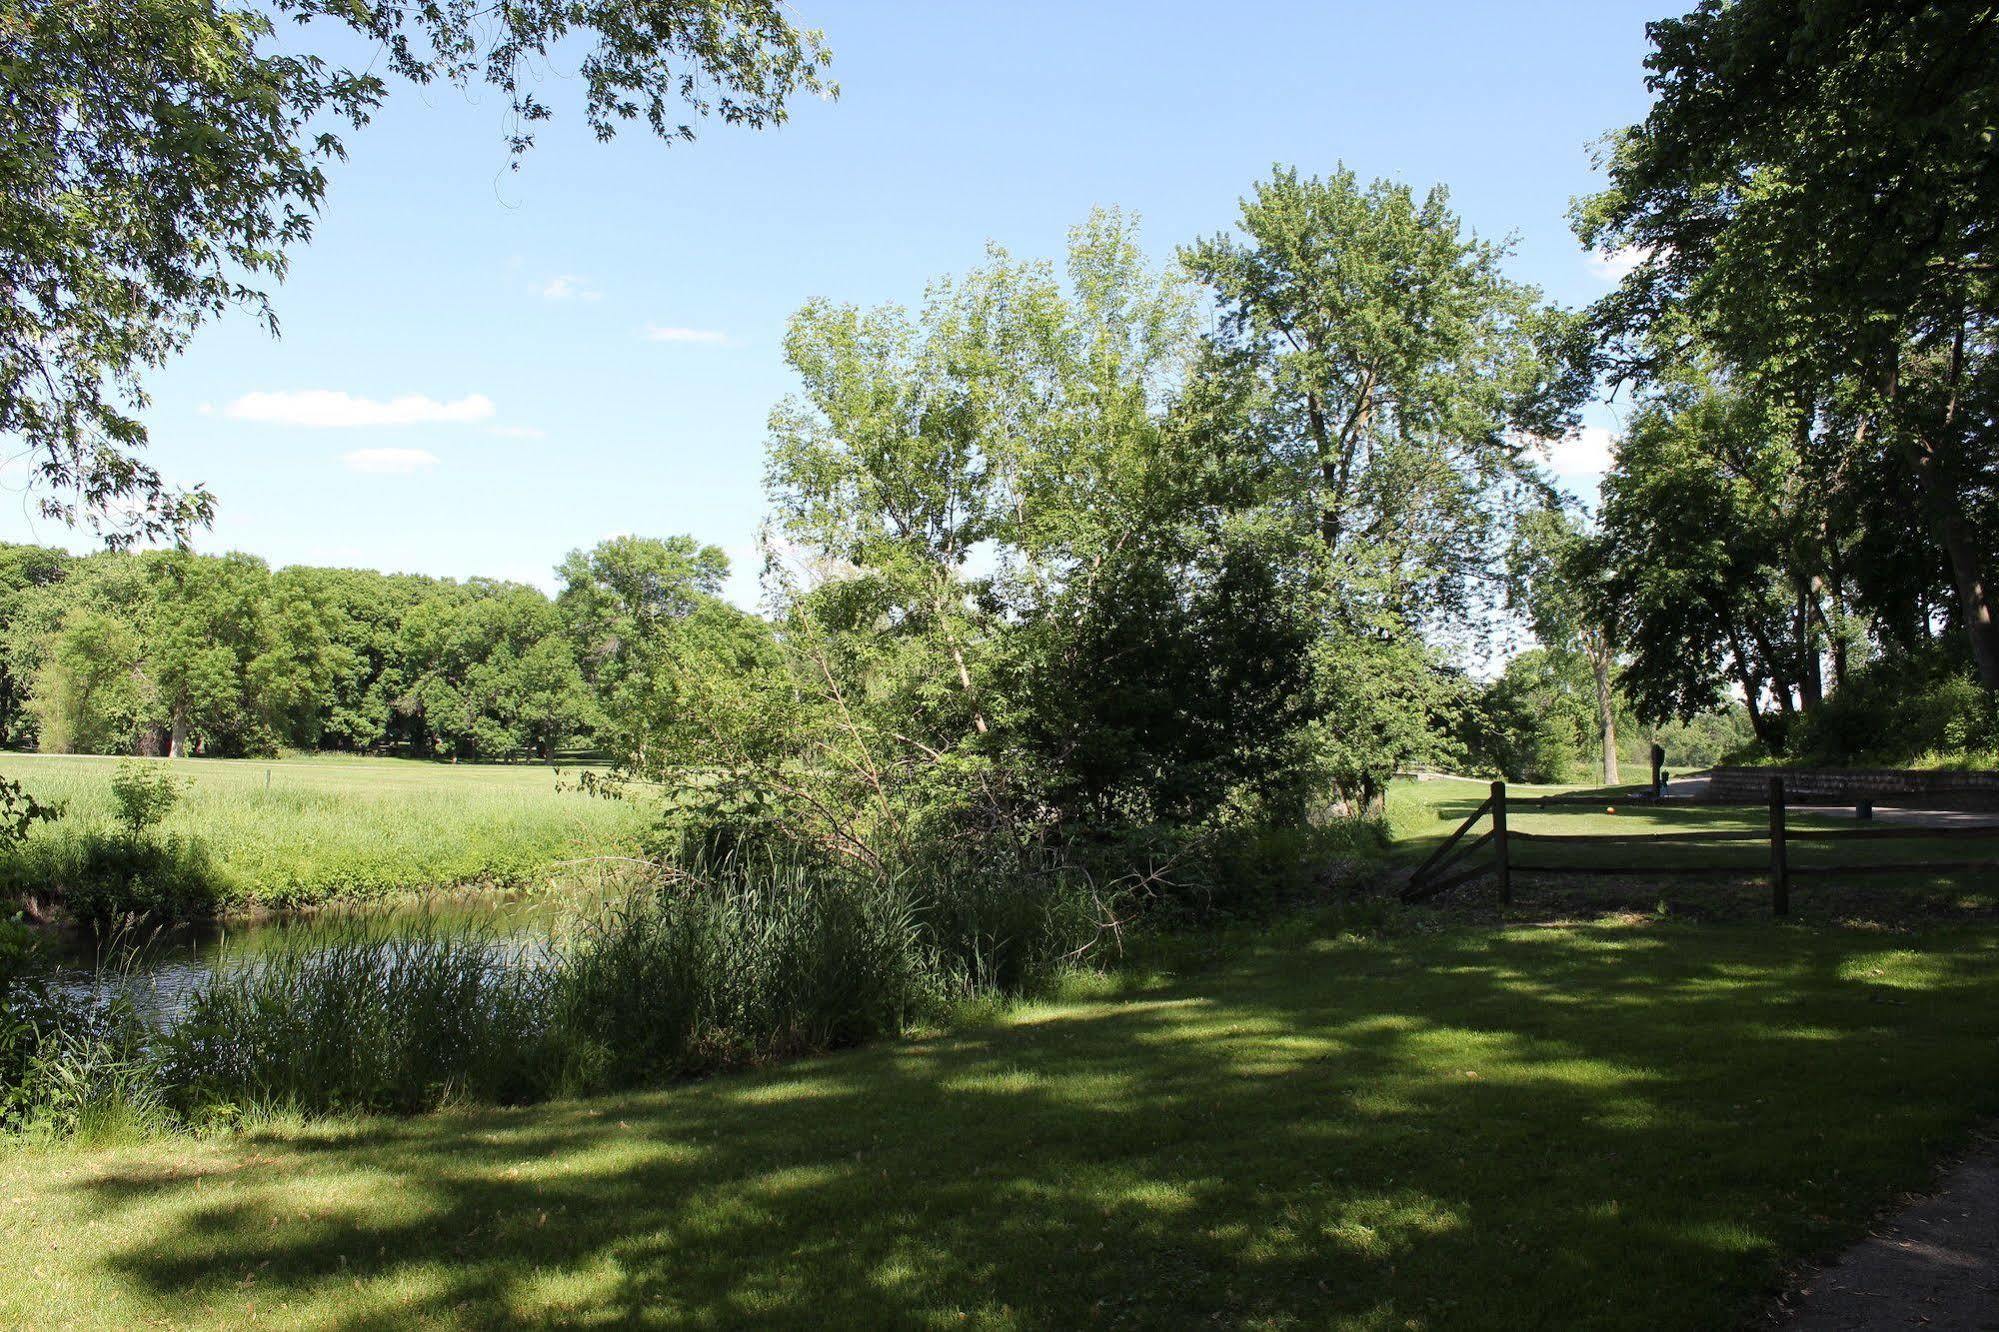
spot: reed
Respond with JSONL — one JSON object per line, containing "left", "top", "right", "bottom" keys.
{"left": 3, "top": 854, "right": 1114, "bottom": 1132}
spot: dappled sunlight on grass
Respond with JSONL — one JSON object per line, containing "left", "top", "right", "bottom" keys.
{"left": 4, "top": 920, "right": 1999, "bottom": 1327}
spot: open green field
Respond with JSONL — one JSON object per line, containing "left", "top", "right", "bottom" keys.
{"left": 0, "top": 753, "right": 648, "bottom": 909}
{"left": 4, "top": 917, "right": 1997, "bottom": 1328}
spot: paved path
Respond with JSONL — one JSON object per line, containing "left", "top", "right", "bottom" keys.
{"left": 1782, "top": 1146, "right": 1999, "bottom": 1329}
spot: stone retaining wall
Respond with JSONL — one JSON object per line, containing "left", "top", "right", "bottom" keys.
{"left": 1706, "top": 766, "right": 1999, "bottom": 809}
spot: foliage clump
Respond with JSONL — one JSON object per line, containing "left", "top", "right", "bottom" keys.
{"left": 107, "top": 761, "right": 182, "bottom": 836}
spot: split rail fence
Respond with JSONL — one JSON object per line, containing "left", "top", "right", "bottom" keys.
{"left": 1400, "top": 778, "right": 1999, "bottom": 916}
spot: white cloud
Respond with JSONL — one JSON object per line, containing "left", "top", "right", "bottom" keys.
{"left": 488, "top": 424, "right": 547, "bottom": 440}
{"left": 1532, "top": 425, "right": 1618, "bottom": 476}
{"left": 642, "top": 324, "right": 731, "bottom": 345}
{"left": 224, "top": 390, "right": 495, "bottom": 429}
{"left": 1585, "top": 245, "right": 1650, "bottom": 283}
{"left": 542, "top": 274, "right": 601, "bottom": 302}
{"left": 342, "top": 447, "right": 440, "bottom": 475}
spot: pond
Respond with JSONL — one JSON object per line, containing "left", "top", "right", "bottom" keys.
{"left": 29, "top": 889, "right": 615, "bottom": 1018}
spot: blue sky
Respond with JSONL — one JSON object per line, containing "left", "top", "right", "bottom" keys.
{"left": 1, "top": 1, "right": 1670, "bottom": 606}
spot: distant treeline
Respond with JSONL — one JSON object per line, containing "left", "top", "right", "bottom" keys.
{"left": 0, "top": 536, "right": 745, "bottom": 761}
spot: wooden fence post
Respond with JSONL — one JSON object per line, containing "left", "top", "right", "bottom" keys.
{"left": 1768, "top": 776, "right": 1789, "bottom": 917}
{"left": 1492, "top": 780, "right": 1511, "bottom": 905}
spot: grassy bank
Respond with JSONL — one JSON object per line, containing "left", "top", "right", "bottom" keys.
{"left": 4, "top": 917, "right": 1997, "bottom": 1328}
{"left": 0, "top": 753, "right": 649, "bottom": 912}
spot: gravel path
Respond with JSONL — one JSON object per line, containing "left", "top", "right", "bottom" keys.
{"left": 1781, "top": 1145, "right": 1999, "bottom": 1330}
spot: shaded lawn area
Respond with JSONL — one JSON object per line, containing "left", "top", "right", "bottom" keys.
{"left": 6, "top": 920, "right": 1999, "bottom": 1328}
{"left": 1389, "top": 778, "right": 1999, "bottom": 917}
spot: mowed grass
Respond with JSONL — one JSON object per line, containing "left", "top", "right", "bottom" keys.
{"left": 3, "top": 918, "right": 1997, "bottom": 1328}
{"left": 0, "top": 752, "right": 648, "bottom": 907}
{"left": 1389, "top": 777, "right": 1999, "bottom": 917}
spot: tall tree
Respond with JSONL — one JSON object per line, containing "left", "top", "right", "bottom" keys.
{"left": 143, "top": 551, "right": 271, "bottom": 756}
{"left": 1509, "top": 507, "right": 1623, "bottom": 784}
{"left": 0, "top": 543, "right": 67, "bottom": 746}
{"left": 2, "top": 0, "right": 831, "bottom": 544}
{"left": 556, "top": 535, "right": 732, "bottom": 760}
{"left": 703, "top": 210, "right": 1326, "bottom": 862}
{"left": 1579, "top": 0, "right": 1999, "bottom": 684}
{"left": 1583, "top": 370, "right": 1823, "bottom": 751}
{"left": 1183, "top": 165, "right": 1590, "bottom": 645}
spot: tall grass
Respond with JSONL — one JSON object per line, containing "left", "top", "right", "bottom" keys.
{"left": 0, "top": 752, "right": 647, "bottom": 914}
{"left": 3, "top": 856, "right": 1115, "bottom": 1133}
{"left": 154, "top": 922, "right": 564, "bottom": 1116}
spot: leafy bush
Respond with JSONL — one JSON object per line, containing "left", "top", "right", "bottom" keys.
{"left": 1785, "top": 648, "right": 1999, "bottom": 768}
{"left": 0, "top": 777, "right": 56, "bottom": 850}
{"left": 0, "top": 831, "right": 226, "bottom": 925}
{"left": 108, "top": 761, "right": 184, "bottom": 834}
{"left": 1453, "top": 649, "right": 1595, "bottom": 784}
{"left": 913, "top": 860, "right": 1105, "bottom": 997}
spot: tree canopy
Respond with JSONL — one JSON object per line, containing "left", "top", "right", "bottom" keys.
{"left": 0, "top": 0, "right": 831, "bottom": 545}
{"left": 1579, "top": 0, "right": 1999, "bottom": 686}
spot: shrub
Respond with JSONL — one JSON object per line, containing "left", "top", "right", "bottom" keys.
{"left": 0, "top": 832, "right": 227, "bottom": 925}
{"left": 914, "top": 861, "right": 1104, "bottom": 997}
{"left": 108, "top": 761, "right": 184, "bottom": 835}
{"left": 1786, "top": 648, "right": 1999, "bottom": 767}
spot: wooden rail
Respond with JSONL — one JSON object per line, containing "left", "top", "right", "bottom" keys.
{"left": 1403, "top": 777, "right": 1999, "bottom": 916}
{"left": 1401, "top": 787, "right": 1501, "bottom": 904}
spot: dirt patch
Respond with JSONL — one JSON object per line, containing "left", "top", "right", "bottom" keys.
{"left": 1777, "top": 1139, "right": 1999, "bottom": 1329}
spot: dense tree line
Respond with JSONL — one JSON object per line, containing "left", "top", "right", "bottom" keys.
{"left": 0, "top": 537, "right": 753, "bottom": 762}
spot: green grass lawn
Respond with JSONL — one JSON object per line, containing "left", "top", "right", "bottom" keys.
{"left": 0, "top": 752, "right": 648, "bottom": 908}
{"left": 5, "top": 917, "right": 1998, "bottom": 1328}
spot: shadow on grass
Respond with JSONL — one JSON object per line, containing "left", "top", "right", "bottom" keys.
{"left": 29, "top": 923, "right": 1999, "bottom": 1329}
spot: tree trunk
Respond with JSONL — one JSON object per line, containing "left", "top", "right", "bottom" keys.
{"left": 1747, "top": 621, "right": 1798, "bottom": 716}
{"left": 169, "top": 711, "right": 186, "bottom": 759}
{"left": 1308, "top": 390, "right": 1339, "bottom": 550}
{"left": 1795, "top": 578, "right": 1823, "bottom": 709}
{"left": 1817, "top": 567, "right": 1849, "bottom": 691}
{"left": 1591, "top": 647, "right": 1619, "bottom": 786}
{"left": 1741, "top": 695, "right": 1773, "bottom": 750}
{"left": 1904, "top": 320, "right": 1999, "bottom": 688}
{"left": 1726, "top": 622, "right": 1779, "bottom": 752}
{"left": 1936, "top": 504, "right": 1999, "bottom": 687}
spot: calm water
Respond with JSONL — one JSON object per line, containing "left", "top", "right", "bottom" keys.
{"left": 32, "top": 890, "right": 604, "bottom": 1017}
